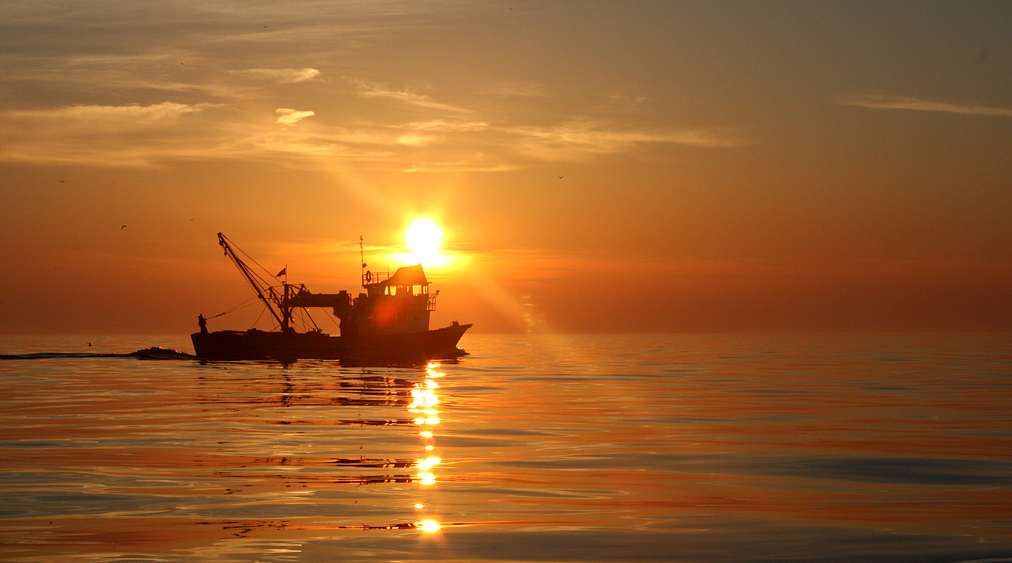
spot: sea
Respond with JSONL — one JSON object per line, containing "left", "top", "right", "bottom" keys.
{"left": 1, "top": 333, "right": 1011, "bottom": 563}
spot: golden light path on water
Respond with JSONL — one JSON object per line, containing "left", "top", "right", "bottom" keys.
{"left": 411, "top": 362, "right": 444, "bottom": 532}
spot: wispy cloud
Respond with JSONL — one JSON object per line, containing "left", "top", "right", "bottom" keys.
{"left": 1, "top": 50, "right": 311, "bottom": 103}
{"left": 841, "top": 95, "right": 1012, "bottom": 118}
{"left": 393, "top": 133, "right": 436, "bottom": 146}
{"left": 0, "top": 102, "right": 224, "bottom": 166}
{"left": 399, "top": 119, "right": 489, "bottom": 132}
{"left": 275, "top": 108, "right": 315, "bottom": 125}
{"left": 232, "top": 68, "right": 321, "bottom": 83}
{"left": 15, "top": 102, "right": 206, "bottom": 123}
{"left": 352, "top": 79, "right": 472, "bottom": 113}
{"left": 489, "top": 81, "right": 548, "bottom": 98}
{"left": 403, "top": 160, "right": 522, "bottom": 173}
{"left": 0, "top": 88, "right": 737, "bottom": 170}
{"left": 507, "top": 120, "right": 740, "bottom": 161}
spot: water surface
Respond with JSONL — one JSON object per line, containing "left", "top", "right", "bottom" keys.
{"left": 1, "top": 333, "right": 1011, "bottom": 562}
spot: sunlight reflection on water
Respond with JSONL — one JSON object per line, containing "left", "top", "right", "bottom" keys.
{"left": 1, "top": 333, "right": 1011, "bottom": 561}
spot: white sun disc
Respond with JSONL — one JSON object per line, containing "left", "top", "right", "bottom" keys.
{"left": 406, "top": 219, "right": 442, "bottom": 253}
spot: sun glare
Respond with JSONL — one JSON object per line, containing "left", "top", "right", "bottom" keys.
{"left": 397, "top": 219, "right": 450, "bottom": 268}
{"left": 406, "top": 219, "right": 442, "bottom": 253}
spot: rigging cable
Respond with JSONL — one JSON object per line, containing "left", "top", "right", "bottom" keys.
{"left": 249, "top": 304, "right": 282, "bottom": 332}
{"left": 221, "top": 234, "right": 284, "bottom": 285}
{"left": 209, "top": 295, "right": 261, "bottom": 319}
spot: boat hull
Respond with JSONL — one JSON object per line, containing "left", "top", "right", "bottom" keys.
{"left": 191, "top": 323, "right": 471, "bottom": 364}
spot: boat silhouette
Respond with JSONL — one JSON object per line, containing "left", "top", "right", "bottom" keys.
{"left": 191, "top": 233, "right": 471, "bottom": 363}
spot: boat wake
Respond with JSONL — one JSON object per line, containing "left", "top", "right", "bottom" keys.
{"left": 0, "top": 347, "right": 196, "bottom": 361}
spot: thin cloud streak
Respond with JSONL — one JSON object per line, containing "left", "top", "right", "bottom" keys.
{"left": 489, "top": 81, "right": 549, "bottom": 98}
{"left": 399, "top": 119, "right": 489, "bottom": 132}
{"left": 0, "top": 102, "right": 322, "bottom": 166}
{"left": 2, "top": 51, "right": 303, "bottom": 102}
{"left": 508, "top": 120, "right": 741, "bottom": 161}
{"left": 403, "top": 161, "right": 522, "bottom": 173}
{"left": 841, "top": 95, "right": 1012, "bottom": 118}
{"left": 275, "top": 108, "right": 316, "bottom": 125}
{"left": 6, "top": 102, "right": 206, "bottom": 123}
{"left": 231, "top": 68, "right": 321, "bottom": 83}
{"left": 352, "top": 79, "right": 473, "bottom": 113}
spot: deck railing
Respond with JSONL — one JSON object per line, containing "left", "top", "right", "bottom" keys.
{"left": 362, "top": 271, "right": 393, "bottom": 286}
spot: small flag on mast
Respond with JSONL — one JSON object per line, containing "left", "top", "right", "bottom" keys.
{"left": 277, "top": 267, "right": 287, "bottom": 277}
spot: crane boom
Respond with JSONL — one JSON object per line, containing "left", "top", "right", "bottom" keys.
{"left": 217, "top": 232, "right": 286, "bottom": 329}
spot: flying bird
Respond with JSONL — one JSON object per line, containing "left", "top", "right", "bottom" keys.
{"left": 558, "top": 175, "right": 564, "bottom": 179}
{"left": 121, "top": 225, "right": 127, "bottom": 229}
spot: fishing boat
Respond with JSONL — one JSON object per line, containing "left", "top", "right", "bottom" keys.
{"left": 191, "top": 233, "right": 471, "bottom": 363}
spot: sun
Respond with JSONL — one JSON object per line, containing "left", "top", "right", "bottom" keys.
{"left": 396, "top": 219, "right": 450, "bottom": 268}
{"left": 406, "top": 219, "right": 442, "bottom": 254}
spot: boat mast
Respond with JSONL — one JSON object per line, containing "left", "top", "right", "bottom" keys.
{"left": 360, "top": 235, "right": 367, "bottom": 288}
{"left": 217, "top": 232, "right": 286, "bottom": 329}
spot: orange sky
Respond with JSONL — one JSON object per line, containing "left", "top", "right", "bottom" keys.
{"left": 1, "top": 2, "right": 1011, "bottom": 334}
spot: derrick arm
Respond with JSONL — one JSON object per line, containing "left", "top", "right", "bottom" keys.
{"left": 217, "top": 232, "right": 286, "bottom": 329}
{"left": 287, "top": 289, "right": 354, "bottom": 315}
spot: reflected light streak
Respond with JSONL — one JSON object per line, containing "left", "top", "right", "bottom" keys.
{"left": 413, "top": 363, "right": 445, "bottom": 507}
{"left": 413, "top": 416, "right": 440, "bottom": 425}
{"left": 408, "top": 388, "right": 440, "bottom": 411}
{"left": 416, "top": 520, "right": 441, "bottom": 532}
{"left": 410, "top": 415, "right": 439, "bottom": 425}
{"left": 417, "top": 457, "right": 441, "bottom": 470}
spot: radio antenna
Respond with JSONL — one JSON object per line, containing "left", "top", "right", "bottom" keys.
{"left": 360, "top": 235, "right": 367, "bottom": 277}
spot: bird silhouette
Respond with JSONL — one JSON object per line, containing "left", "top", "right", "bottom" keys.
{"left": 121, "top": 225, "right": 127, "bottom": 229}
{"left": 558, "top": 175, "right": 564, "bottom": 179}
